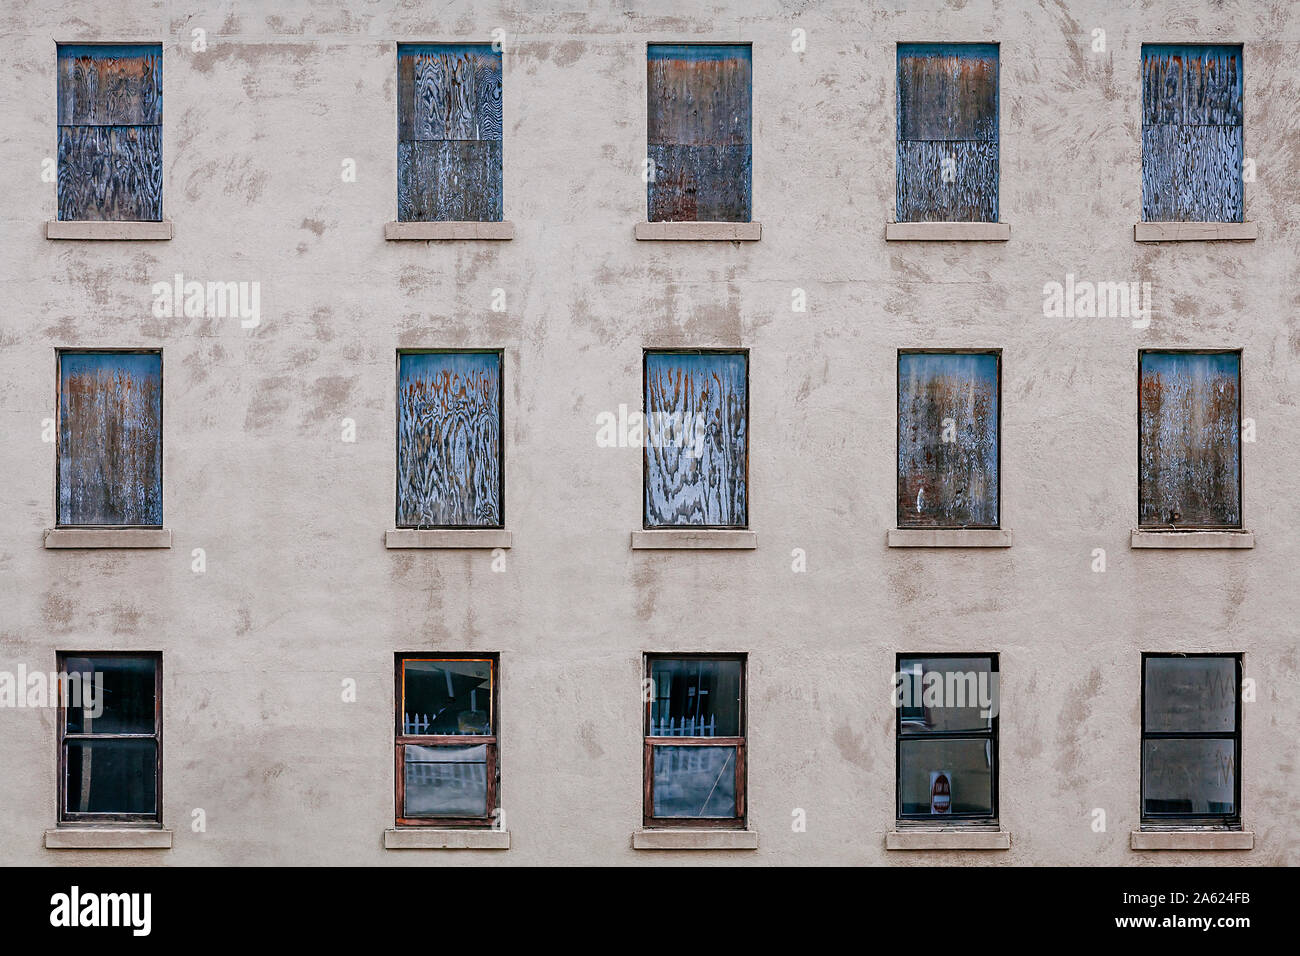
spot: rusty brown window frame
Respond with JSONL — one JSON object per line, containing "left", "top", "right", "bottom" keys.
{"left": 643, "top": 653, "right": 746, "bottom": 829}
{"left": 394, "top": 653, "right": 499, "bottom": 828}
{"left": 56, "top": 651, "right": 162, "bottom": 827}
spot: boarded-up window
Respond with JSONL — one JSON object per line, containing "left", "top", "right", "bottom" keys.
{"left": 1141, "top": 44, "right": 1243, "bottom": 223}
{"left": 397, "top": 351, "right": 503, "bottom": 528}
{"left": 57, "top": 44, "right": 163, "bottom": 222}
{"left": 644, "top": 350, "right": 748, "bottom": 529}
{"left": 57, "top": 351, "right": 163, "bottom": 527}
{"left": 897, "top": 351, "right": 1000, "bottom": 529}
{"left": 397, "top": 44, "right": 503, "bottom": 222}
{"left": 646, "top": 44, "right": 752, "bottom": 223}
{"left": 896, "top": 43, "right": 999, "bottom": 223}
{"left": 1138, "top": 350, "right": 1241, "bottom": 529}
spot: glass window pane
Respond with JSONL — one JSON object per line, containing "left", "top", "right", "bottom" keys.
{"left": 64, "top": 739, "right": 157, "bottom": 815}
{"left": 897, "top": 656, "right": 996, "bottom": 734}
{"left": 403, "top": 744, "right": 488, "bottom": 817}
{"left": 1144, "top": 657, "right": 1237, "bottom": 733}
{"left": 1143, "top": 738, "right": 1236, "bottom": 816}
{"left": 63, "top": 656, "right": 156, "bottom": 735}
{"left": 648, "top": 658, "right": 742, "bottom": 737}
{"left": 899, "top": 738, "right": 994, "bottom": 816}
{"left": 652, "top": 745, "right": 737, "bottom": 818}
{"left": 400, "top": 659, "right": 493, "bottom": 734}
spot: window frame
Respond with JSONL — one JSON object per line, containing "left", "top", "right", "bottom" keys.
{"left": 894, "top": 652, "right": 999, "bottom": 825}
{"left": 56, "top": 651, "right": 163, "bottom": 827}
{"left": 394, "top": 348, "right": 506, "bottom": 530}
{"left": 1136, "top": 348, "right": 1243, "bottom": 531}
{"left": 895, "top": 348, "right": 1003, "bottom": 531}
{"left": 643, "top": 653, "right": 747, "bottom": 830}
{"left": 393, "top": 653, "right": 500, "bottom": 828}
{"left": 1140, "top": 653, "right": 1242, "bottom": 828}
{"left": 641, "top": 347, "right": 751, "bottom": 531}
{"left": 54, "top": 348, "right": 165, "bottom": 530}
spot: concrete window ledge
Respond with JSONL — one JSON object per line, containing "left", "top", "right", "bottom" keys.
{"left": 885, "top": 221, "right": 1010, "bottom": 241}
{"left": 631, "top": 529, "right": 756, "bottom": 550}
{"left": 634, "top": 221, "right": 761, "bottom": 241}
{"left": 633, "top": 829, "right": 758, "bottom": 850}
{"left": 385, "top": 529, "right": 512, "bottom": 549}
{"left": 886, "top": 829, "right": 1011, "bottom": 851}
{"left": 1130, "top": 530, "right": 1254, "bottom": 549}
{"left": 384, "top": 221, "right": 514, "bottom": 241}
{"left": 384, "top": 828, "right": 509, "bottom": 850}
{"left": 1130, "top": 830, "right": 1254, "bottom": 851}
{"left": 1133, "top": 222, "right": 1257, "bottom": 242}
{"left": 45, "top": 828, "right": 173, "bottom": 849}
{"left": 888, "top": 529, "right": 1013, "bottom": 548}
{"left": 44, "top": 528, "right": 172, "bottom": 549}
{"left": 46, "top": 221, "right": 173, "bottom": 240}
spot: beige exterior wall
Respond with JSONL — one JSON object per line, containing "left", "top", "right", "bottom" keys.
{"left": 0, "top": 0, "right": 1296, "bottom": 865}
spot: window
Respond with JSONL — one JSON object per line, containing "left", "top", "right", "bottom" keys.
{"left": 643, "top": 349, "right": 748, "bottom": 528}
{"left": 57, "top": 653, "right": 161, "bottom": 825}
{"left": 896, "top": 655, "right": 998, "bottom": 822}
{"left": 644, "top": 655, "right": 745, "bottom": 828}
{"left": 1141, "top": 45, "right": 1243, "bottom": 223}
{"left": 395, "top": 655, "right": 498, "bottom": 827}
{"left": 57, "top": 350, "right": 163, "bottom": 527}
{"left": 1142, "top": 654, "right": 1241, "bottom": 826}
{"left": 896, "top": 43, "right": 999, "bottom": 223}
{"left": 897, "top": 351, "right": 1000, "bottom": 529}
{"left": 57, "top": 44, "right": 163, "bottom": 222}
{"left": 397, "top": 43, "right": 503, "bottom": 222}
{"left": 646, "top": 44, "right": 752, "bottom": 223}
{"left": 1138, "top": 350, "right": 1241, "bottom": 529}
{"left": 396, "top": 350, "right": 503, "bottom": 528}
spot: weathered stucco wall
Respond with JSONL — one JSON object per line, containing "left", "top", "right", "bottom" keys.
{"left": 1, "top": 0, "right": 1297, "bottom": 865}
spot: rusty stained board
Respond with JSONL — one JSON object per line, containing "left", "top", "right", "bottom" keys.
{"left": 56, "top": 44, "right": 162, "bottom": 221}
{"left": 1138, "top": 351, "right": 1241, "bottom": 529}
{"left": 396, "top": 351, "right": 503, "bottom": 528}
{"left": 897, "top": 352, "right": 1000, "bottom": 529}
{"left": 896, "top": 44, "right": 998, "bottom": 223}
{"left": 58, "top": 351, "right": 163, "bottom": 527}
{"left": 1142, "top": 45, "right": 1243, "bottom": 222}
{"left": 397, "top": 43, "right": 502, "bottom": 222}
{"left": 647, "top": 44, "right": 751, "bottom": 222}
{"left": 644, "top": 351, "right": 748, "bottom": 528}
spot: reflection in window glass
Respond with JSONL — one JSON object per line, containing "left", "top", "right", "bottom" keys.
{"left": 65, "top": 738, "right": 157, "bottom": 815}
{"left": 63, "top": 655, "right": 156, "bottom": 735}
{"left": 1143, "top": 738, "right": 1236, "bottom": 816}
{"left": 652, "top": 745, "right": 737, "bottom": 818}
{"left": 403, "top": 744, "right": 488, "bottom": 817}
{"left": 1144, "top": 657, "right": 1237, "bottom": 733}
{"left": 898, "top": 738, "right": 993, "bottom": 816}
{"left": 649, "top": 658, "right": 742, "bottom": 737}
{"left": 401, "top": 659, "right": 493, "bottom": 735}
{"left": 896, "top": 656, "right": 996, "bottom": 734}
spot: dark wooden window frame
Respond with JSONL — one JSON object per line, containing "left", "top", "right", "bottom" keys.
{"left": 642, "top": 348, "right": 750, "bottom": 531}
{"left": 1136, "top": 348, "right": 1243, "bottom": 531}
{"left": 55, "top": 347, "right": 164, "bottom": 530}
{"left": 642, "top": 652, "right": 747, "bottom": 830}
{"left": 894, "top": 652, "right": 999, "bottom": 825}
{"left": 394, "top": 348, "right": 506, "bottom": 530}
{"left": 895, "top": 348, "right": 1003, "bottom": 531}
{"left": 394, "top": 653, "right": 500, "bottom": 828}
{"left": 56, "top": 650, "right": 162, "bottom": 827}
{"left": 1140, "top": 652, "right": 1242, "bottom": 828}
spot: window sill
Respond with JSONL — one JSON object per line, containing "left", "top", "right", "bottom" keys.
{"left": 886, "top": 828, "right": 1011, "bottom": 851}
{"left": 44, "top": 528, "right": 172, "bottom": 549}
{"left": 634, "top": 221, "right": 761, "bottom": 241}
{"left": 46, "top": 220, "right": 173, "bottom": 240}
{"left": 1130, "top": 830, "right": 1253, "bottom": 851}
{"left": 45, "top": 828, "right": 172, "bottom": 849}
{"left": 632, "top": 829, "right": 758, "bottom": 850}
{"left": 887, "top": 528, "right": 1012, "bottom": 548}
{"left": 384, "top": 828, "right": 509, "bottom": 850}
{"left": 384, "top": 221, "right": 514, "bottom": 241}
{"left": 631, "top": 529, "right": 756, "bottom": 550}
{"left": 1133, "top": 221, "right": 1257, "bottom": 242}
{"left": 385, "top": 529, "right": 511, "bottom": 549}
{"left": 885, "top": 221, "right": 1010, "bottom": 241}
{"left": 1130, "top": 530, "right": 1254, "bottom": 549}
